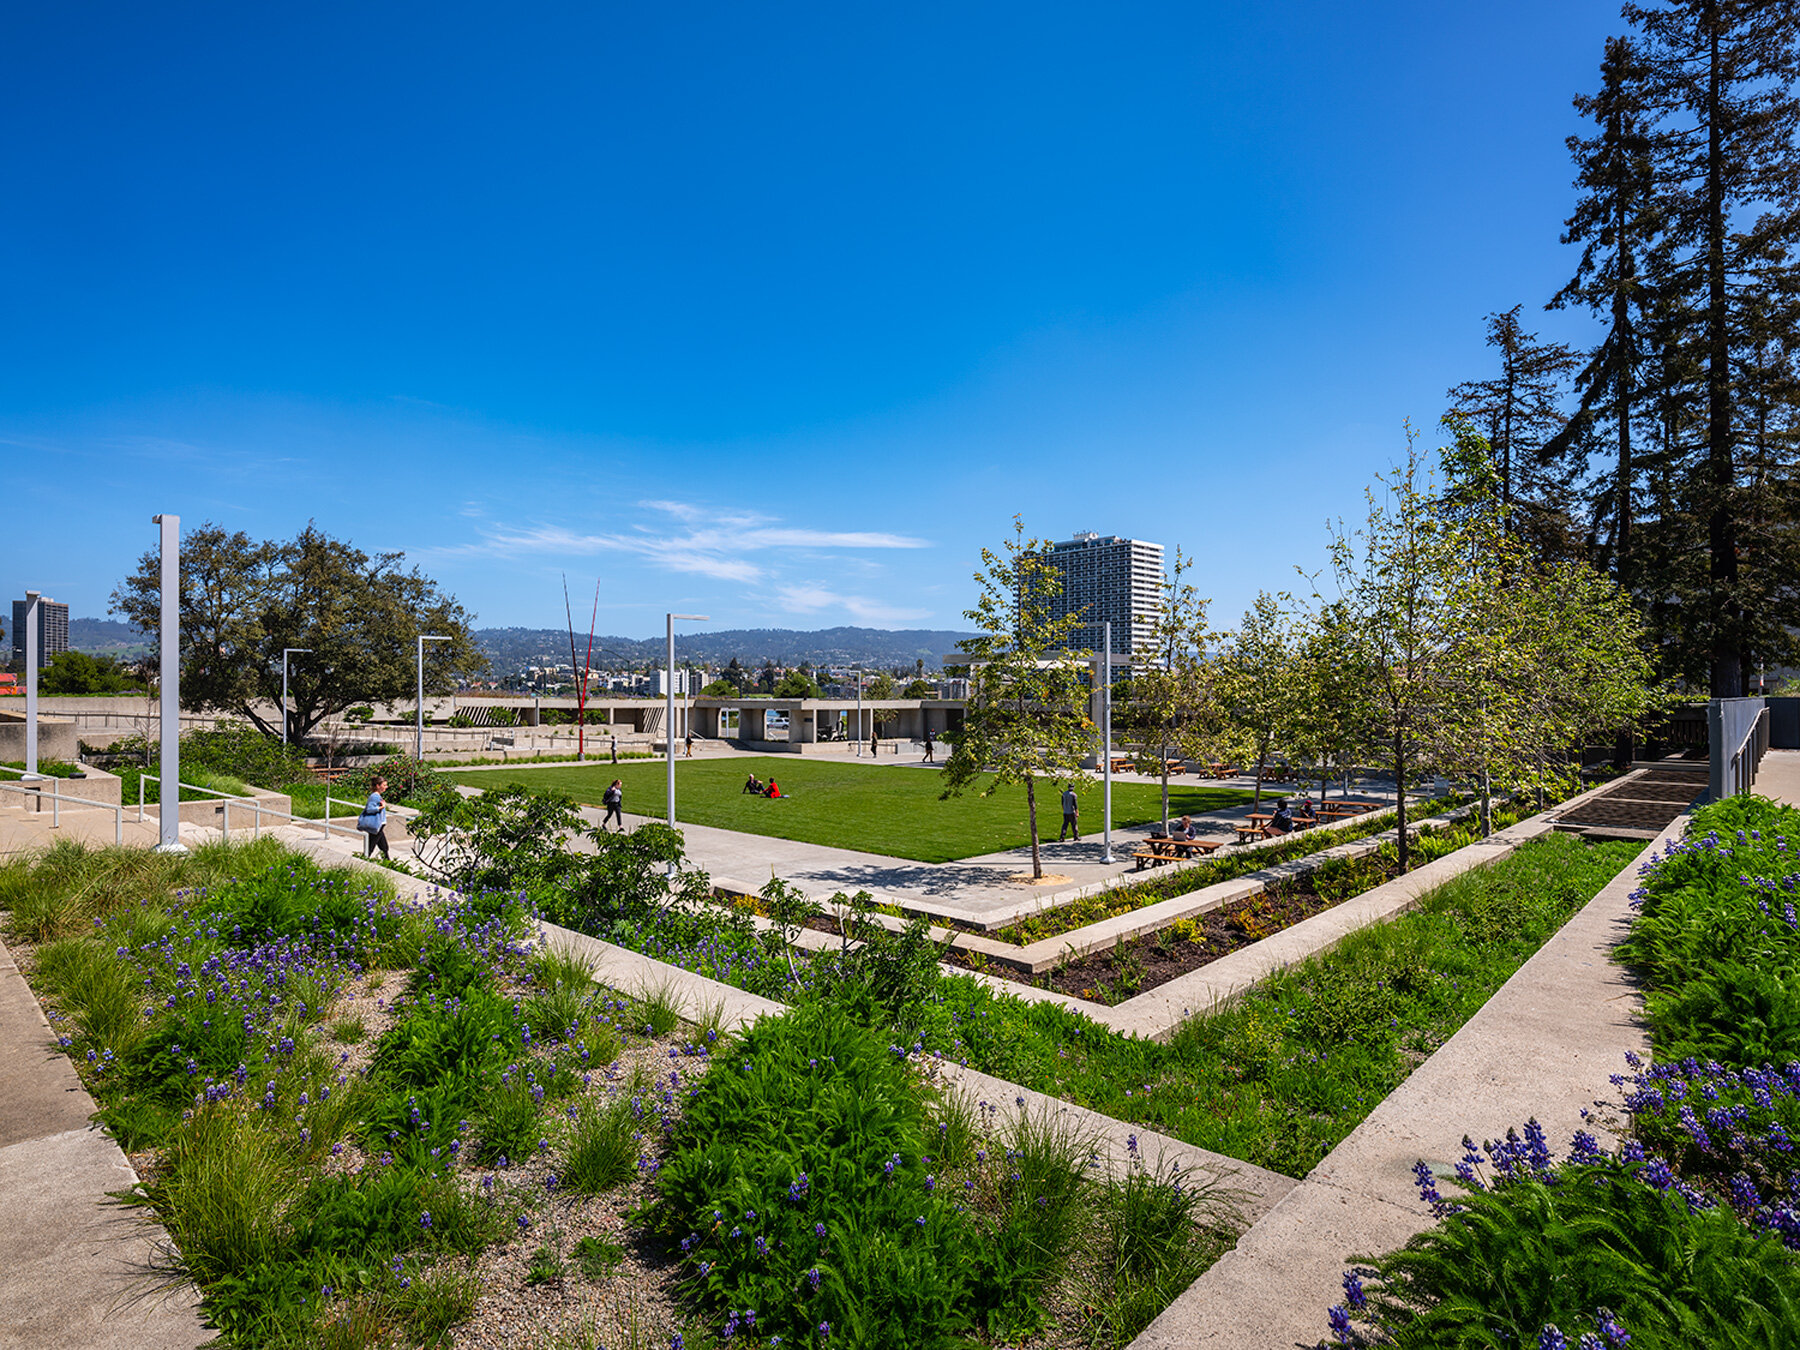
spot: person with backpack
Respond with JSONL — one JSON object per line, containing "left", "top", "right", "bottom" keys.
{"left": 1058, "top": 783, "right": 1080, "bottom": 841}
{"left": 358, "top": 776, "right": 392, "bottom": 859}
{"left": 601, "top": 779, "right": 625, "bottom": 830}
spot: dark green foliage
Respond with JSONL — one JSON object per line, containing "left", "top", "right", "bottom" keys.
{"left": 573, "top": 1234, "right": 625, "bottom": 1280}
{"left": 37, "top": 648, "right": 145, "bottom": 694}
{"left": 649, "top": 1007, "right": 1050, "bottom": 1349}
{"left": 1355, "top": 1154, "right": 1800, "bottom": 1348}
{"left": 1619, "top": 794, "right": 1800, "bottom": 1065}
{"left": 178, "top": 721, "right": 315, "bottom": 788}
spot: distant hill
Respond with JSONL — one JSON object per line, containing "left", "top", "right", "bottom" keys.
{"left": 69, "top": 617, "right": 153, "bottom": 657}
{"left": 476, "top": 625, "right": 980, "bottom": 674}
{"left": 56, "top": 618, "right": 977, "bottom": 675}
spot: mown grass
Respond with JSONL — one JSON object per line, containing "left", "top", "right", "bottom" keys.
{"left": 445, "top": 757, "right": 1258, "bottom": 863}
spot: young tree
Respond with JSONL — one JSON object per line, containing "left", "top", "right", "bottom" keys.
{"left": 1215, "top": 591, "right": 1301, "bottom": 810}
{"left": 111, "top": 521, "right": 485, "bottom": 743}
{"left": 773, "top": 669, "right": 822, "bottom": 699}
{"left": 865, "top": 672, "right": 900, "bottom": 736}
{"left": 1117, "top": 548, "right": 1214, "bottom": 832}
{"left": 1285, "top": 598, "right": 1379, "bottom": 803}
{"left": 940, "top": 517, "right": 1094, "bottom": 880}
{"left": 1325, "top": 426, "right": 1462, "bottom": 873}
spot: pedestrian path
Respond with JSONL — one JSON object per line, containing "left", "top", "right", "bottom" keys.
{"left": 1757, "top": 747, "right": 1800, "bottom": 809}
{"left": 1129, "top": 809, "right": 1675, "bottom": 1349}
{"left": 0, "top": 932, "right": 206, "bottom": 1350}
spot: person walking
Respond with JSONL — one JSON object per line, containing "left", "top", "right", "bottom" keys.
{"left": 870, "top": 729, "right": 879, "bottom": 758}
{"left": 922, "top": 730, "right": 935, "bottom": 763}
{"left": 1058, "top": 783, "right": 1080, "bottom": 842}
{"left": 610, "top": 734, "right": 618, "bottom": 764}
{"left": 685, "top": 730, "right": 694, "bottom": 758}
{"left": 358, "top": 776, "right": 392, "bottom": 859}
{"left": 601, "top": 779, "right": 625, "bottom": 831}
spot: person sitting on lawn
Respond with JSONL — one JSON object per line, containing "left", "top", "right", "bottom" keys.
{"left": 765, "top": 778, "right": 782, "bottom": 799}
{"left": 743, "top": 772, "right": 764, "bottom": 795}
{"left": 1269, "top": 799, "right": 1296, "bottom": 835}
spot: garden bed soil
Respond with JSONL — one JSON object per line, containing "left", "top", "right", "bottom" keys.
{"left": 942, "top": 864, "right": 1385, "bottom": 1003}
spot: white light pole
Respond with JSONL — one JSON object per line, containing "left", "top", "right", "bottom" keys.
{"left": 151, "top": 515, "right": 185, "bottom": 852}
{"left": 417, "top": 634, "right": 451, "bottom": 760}
{"left": 21, "top": 591, "right": 39, "bottom": 779}
{"left": 853, "top": 666, "right": 863, "bottom": 756}
{"left": 666, "top": 613, "right": 709, "bottom": 828}
{"left": 282, "top": 648, "right": 312, "bottom": 747}
{"left": 1101, "top": 620, "right": 1114, "bottom": 863}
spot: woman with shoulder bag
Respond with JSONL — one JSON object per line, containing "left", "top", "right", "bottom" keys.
{"left": 358, "top": 776, "right": 392, "bottom": 858}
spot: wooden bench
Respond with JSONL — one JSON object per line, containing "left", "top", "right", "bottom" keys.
{"left": 1133, "top": 836, "right": 1223, "bottom": 869}
{"left": 309, "top": 765, "right": 354, "bottom": 782}
{"left": 1111, "top": 757, "right": 1136, "bottom": 773}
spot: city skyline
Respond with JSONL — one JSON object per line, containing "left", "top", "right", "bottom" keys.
{"left": 6, "top": 3, "right": 1626, "bottom": 635}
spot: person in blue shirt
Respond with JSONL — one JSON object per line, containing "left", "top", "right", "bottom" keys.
{"left": 358, "top": 776, "right": 391, "bottom": 858}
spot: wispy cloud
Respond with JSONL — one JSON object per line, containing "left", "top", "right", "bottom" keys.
{"left": 420, "top": 501, "right": 930, "bottom": 590}
{"left": 775, "top": 584, "right": 931, "bottom": 625}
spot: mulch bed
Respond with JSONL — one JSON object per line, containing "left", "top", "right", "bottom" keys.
{"left": 942, "top": 857, "right": 1403, "bottom": 1005}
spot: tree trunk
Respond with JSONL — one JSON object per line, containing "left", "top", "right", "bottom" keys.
{"left": 1160, "top": 731, "right": 1170, "bottom": 834}
{"left": 1704, "top": 20, "right": 1742, "bottom": 698}
{"left": 1026, "top": 774, "right": 1042, "bottom": 880}
{"left": 1394, "top": 728, "right": 1410, "bottom": 874}
{"left": 1480, "top": 762, "right": 1492, "bottom": 838}
{"left": 1253, "top": 744, "right": 1268, "bottom": 811}
{"left": 1613, "top": 163, "right": 1635, "bottom": 590}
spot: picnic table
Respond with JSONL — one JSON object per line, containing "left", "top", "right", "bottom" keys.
{"left": 1131, "top": 835, "right": 1224, "bottom": 870}
{"left": 1316, "top": 799, "right": 1379, "bottom": 820}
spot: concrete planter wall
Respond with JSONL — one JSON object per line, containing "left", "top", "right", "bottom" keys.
{"left": 0, "top": 712, "right": 79, "bottom": 764}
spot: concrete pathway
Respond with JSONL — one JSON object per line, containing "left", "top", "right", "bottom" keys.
{"left": 1757, "top": 747, "right": 1800, "bottom": 809}
{"left": 0, "top": 933, "right": 206, "bottom": 1350}
{"left": 1129, "top": 812, "right": 1675, "bottom": 1349}
{"left": 446, "top": 763, "right": 1410, "bottom": 929}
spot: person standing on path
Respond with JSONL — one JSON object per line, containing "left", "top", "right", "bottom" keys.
{"left": 870, "top": 729, "right": 879, "bottom": 758}
{"left": 601, "top": 779, "right": 625, "bottom": 831}
{"left": 685, "top": 730, "right": 694, "bottom": 757}
{"left": 610, "top": 734, "right": 617, "bottom": 764}
{"left": 922, "top": 730, "right": 934, "bottom": 763}
{"left": 1058, "top": 784, "right": 1080, "bottom": 841}
{"left": 358, "top": 776, "right": 392, "bottom": 859}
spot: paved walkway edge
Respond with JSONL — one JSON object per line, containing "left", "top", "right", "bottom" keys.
{"left": 0, "top": 934, "right": 207, "bottom": 1350}
{"left": 1125, "top": 810, "right": 1682, "bottom": 1350}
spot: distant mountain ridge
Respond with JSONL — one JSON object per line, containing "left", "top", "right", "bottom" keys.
{"left": 61, "top": 617, "right": 978, "bottom": 672}
{"left": 476, "top": 625, "right": 980, "bottom": 673}
{"left": 69, "top": 618, "right": 153, "bottom": 655}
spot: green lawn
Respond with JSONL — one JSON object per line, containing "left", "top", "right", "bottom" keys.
{"left": 444, "top": 757, "right": 1258, "bottom": 862}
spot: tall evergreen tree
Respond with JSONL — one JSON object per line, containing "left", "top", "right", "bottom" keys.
{"left": 1551, "top": 36, "right": 1664, "bottom": 589}
{"left": 1624, "top": 0, "right": 1800, "bottom": 694}
{"left": 1445, "top": 307, "right": 1584, "bottom": 554}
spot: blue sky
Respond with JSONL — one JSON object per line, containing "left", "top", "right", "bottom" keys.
{"left": 6, "top": 2, "right": 1626, "bottom": 640}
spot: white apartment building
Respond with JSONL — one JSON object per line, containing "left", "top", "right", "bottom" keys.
{"left": 1040, "top": 532, "right": 1164, "bottom": 658}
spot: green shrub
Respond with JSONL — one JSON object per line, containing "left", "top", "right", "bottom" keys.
{"left": 1619, "top": 794, "right": 1800, "bottom": 1066}
{"left": 1331, "top": 1126, "right": 1800, "bottom": 1349}
{"left": 648, "top": 1007, "right": 1004, "bottom": 1348}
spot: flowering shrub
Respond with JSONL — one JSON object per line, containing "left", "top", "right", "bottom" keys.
{"left": 1325, "top": 1119, "right": 1800, "bottom": 1348}
{"left": 1619, "top": 794, "right": 1800, "bottom": 1067}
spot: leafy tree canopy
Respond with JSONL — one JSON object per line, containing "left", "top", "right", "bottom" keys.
{"left": 110, "top": 521, "right": 486, "bottom": 744}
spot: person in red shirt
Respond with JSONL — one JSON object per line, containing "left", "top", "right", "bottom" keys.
{"left": 765, "top": 779, "right": 782, "bottom": 798}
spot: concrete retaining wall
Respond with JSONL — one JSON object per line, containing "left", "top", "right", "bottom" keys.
{"left": 0, "top": 712, "right": 79, "bottom": 765}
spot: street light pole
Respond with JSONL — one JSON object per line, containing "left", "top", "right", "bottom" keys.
{"left": 282, "top": 648, "right": 312, "bottom": 747}
{"left": 151, "top": 515, "right": 185, "bottom": 852}
{"left": 1101, "top": 620, "right": 1114, "bottom": 863}
{"left": 22, "top": 591, "right": 38, "bottom": 779}
{"left": 666, "top": 613, "right": 709, "bottom": 829}
{"left": 853, "top": 666, "right": 863, "bottom": 756}
{"left": 416, "top": 634, "right": 451, "bottom": 760}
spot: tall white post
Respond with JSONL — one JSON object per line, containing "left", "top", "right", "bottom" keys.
{"left": 666, "top": 615, "right": 675, "bottom": 827}
{"left": 152, "top": 516, "right": 185, "bottom": 852}
{"left": 22, "top": 591, "right": 39, "bottom": 777}
{"left": 855, "top": 669, "right": 863, "bottom": 756}
{"left": 1101, "top": 620, "right": 1114, "bottom": 863}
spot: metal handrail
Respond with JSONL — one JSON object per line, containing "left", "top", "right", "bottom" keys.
{"left": 135, "top": 773, "right": 382, "bottom": 846}
{"left": 0, "top": 778, "right": 123, "bottom": 845}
